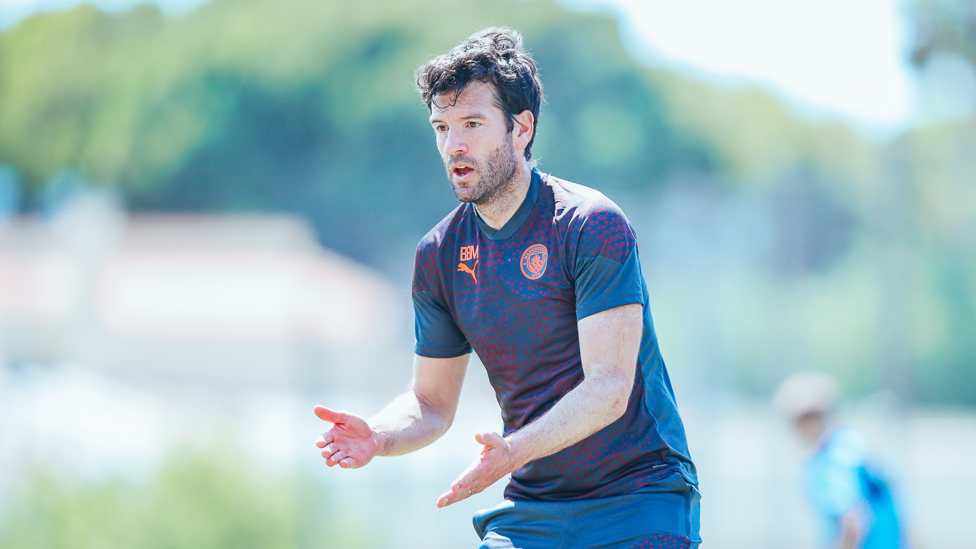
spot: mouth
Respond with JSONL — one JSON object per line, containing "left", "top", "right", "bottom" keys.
{"left": 451, "top": 163, "right": 475, "bottom": 180}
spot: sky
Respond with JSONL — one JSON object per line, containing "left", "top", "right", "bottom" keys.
{"left": 565, "top": 0, "right": 918, "bottom": 136}
{"left": 0, "top": 0, "right": 922, "bottom": 136}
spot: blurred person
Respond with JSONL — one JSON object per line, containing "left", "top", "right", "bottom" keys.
{"left": 774, "top": 372, "right": 908, "bottom": 549}
{"left": 313, "top": 27, "right": 700, "bottom": 549}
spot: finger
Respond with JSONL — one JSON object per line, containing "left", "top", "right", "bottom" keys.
{"left": 315, "top": 432, "right": 334, "bottom": 448}
{"left": 451, "top": 472, "right": 474, "bottom": 492}
{"left": 450, "top": 467, "right": 481, "bottom": 495}
{"left": 339, "top": 457, "right": 357, "bottom": 468}
{"left": 475, "top": 431, "right": 504, "bottom": 448}
{"left": 327, "top": 450, "right": 348, "bottom": 467}
{"left": 437, "top": 487, "right": 462, "bottom": 508}
{"left": 320, "top": 443, "right": 342, "bottom": 462}
{"left": 437, "top": 491, "right": 453, "bottom": 508}
{"left": 313, "top": 405, "right": 346, "bottom": 424}
{"left": 449, "top": 454, "right": 484, "bottom": 492}
{"left": 450, "top": 459, "right": 486, "bottom": 493}
{"left": 437, "top": 483, "right": 478, "bottom": 508}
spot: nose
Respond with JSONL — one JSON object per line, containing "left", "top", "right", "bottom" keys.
{"left": 442, "top": 128, "right": 467, "bottom": 157}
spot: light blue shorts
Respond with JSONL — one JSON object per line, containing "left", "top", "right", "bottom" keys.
{"left": 473, "top": 473, "right": 701, "bottom": 549}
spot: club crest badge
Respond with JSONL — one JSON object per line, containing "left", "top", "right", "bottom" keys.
{"left": 520, "top": 244, "right": 548, "bottom": 280}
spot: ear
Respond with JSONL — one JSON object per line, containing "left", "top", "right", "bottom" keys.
{"left": 512, "top": 110, "right": 534, "bottom": 154}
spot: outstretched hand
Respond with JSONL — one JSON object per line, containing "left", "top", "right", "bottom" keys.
{"left": 314, "top": 405, "right": 380, "bottom": 469}
{"left": 437, "top": 432, "right": 521, "bottom": 508}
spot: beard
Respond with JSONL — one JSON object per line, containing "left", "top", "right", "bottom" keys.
{"left": 445, "top": 134, "right": 519, "bottom": 207}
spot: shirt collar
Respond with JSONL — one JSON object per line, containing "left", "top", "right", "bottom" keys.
{"left": 475, "top": 168, "right": 544, "bottom": 240}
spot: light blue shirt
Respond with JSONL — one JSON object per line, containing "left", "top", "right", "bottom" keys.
{"left": 804, "top": 428, "right": 904, "bottom": 549}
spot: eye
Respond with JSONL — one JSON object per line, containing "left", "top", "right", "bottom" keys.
{"left": 433, "top": 124, "right": 448, "bottom": 132}
{"left": 466, "top": 121, "right": 481, "bottom": 128}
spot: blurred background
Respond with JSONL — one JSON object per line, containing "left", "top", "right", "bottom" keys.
{"left": 0, "top": 0, "right": 974, "bottom": 547}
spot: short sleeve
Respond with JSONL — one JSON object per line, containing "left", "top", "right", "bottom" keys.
{"left": 412, "top": 239, "right": 471, "bottom": 359}
{"left": 573, "top": 205, "right": 645, "bottom": 320}
{"left": 413, "top": 291, "right": 471, "bottom": 358}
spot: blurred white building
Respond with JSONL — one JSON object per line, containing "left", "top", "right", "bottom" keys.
{"left": 0, "top": 192, "right": 406, "bottom": 389}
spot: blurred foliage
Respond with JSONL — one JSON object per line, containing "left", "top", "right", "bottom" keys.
{"left": 907, "top": 0, "right": 976, "bottom": 66}
{"left": 0, "top": 449, "right": 366, "bottom": 549}
{"left": 0, "top": 0, "right": 973, "bottom": 403}
{"left": 0, "top": 0, "right": 724, "bottom": 269}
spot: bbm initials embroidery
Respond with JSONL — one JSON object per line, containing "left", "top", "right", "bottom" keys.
{"left": 459, "top": 245, "right": 479, "bottom": 284}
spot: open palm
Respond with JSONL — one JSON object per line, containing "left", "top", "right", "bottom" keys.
{"left": 314, "top": 405, "right": 380, "bottom": 468}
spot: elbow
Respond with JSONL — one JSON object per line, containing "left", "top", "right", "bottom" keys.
{"left": 439, "top": 412, "right": 456, "bottom": 432}
{"left": 610, "top": 394, "right": 628, "bottom": 423}
{"left": 415, "top": 391, "right": 455, "bottom": 435}
{"left": 582, "top": 364, "right": 635, "bottom": 427}
{"left": 604, "top": 374, "right": 632, "bottom": 424}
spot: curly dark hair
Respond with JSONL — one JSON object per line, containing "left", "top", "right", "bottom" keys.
{"left": 416, "top": 27, "right": 544, "bottom": 161}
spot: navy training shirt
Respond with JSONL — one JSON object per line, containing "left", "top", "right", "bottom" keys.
{"left": 412, "top": 169, "right": 697, "bottom": 501}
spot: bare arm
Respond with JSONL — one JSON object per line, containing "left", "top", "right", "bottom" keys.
{"left": 315, "top": 353, "right": 469, "bottom": 468}
{"left": 836, "top": 506, "right": 867, "bottom": 549}
{"left": 437, "top": 303, "right": 642, "bottom": 507}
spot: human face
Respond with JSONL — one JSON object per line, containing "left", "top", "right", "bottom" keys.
{"left": 429, "top": 81, "right": 519, "bottom": 206}
{"left": 795, "top": 411, "right": 828, "bottom": 446}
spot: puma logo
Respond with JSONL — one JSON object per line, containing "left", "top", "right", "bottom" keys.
{"left": 457, "top": 259, "right": 478, "bottom": 284}
{"left": 458, "top": 245, "right": 479, "bottom": 284}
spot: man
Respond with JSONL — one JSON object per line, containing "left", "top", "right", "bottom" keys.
{"left": 315, "top": 27, "right": 700, "bottom": 549}
{"left": 773, "top": 372, "right": 908, "bottom": 549}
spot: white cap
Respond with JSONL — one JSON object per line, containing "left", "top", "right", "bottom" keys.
{"left": 772, "top": 371, "right": 841, "bottom": 419}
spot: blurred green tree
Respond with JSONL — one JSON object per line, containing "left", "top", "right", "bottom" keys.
{"left": 0, "top": 449, "right": 365, "bottom": 549}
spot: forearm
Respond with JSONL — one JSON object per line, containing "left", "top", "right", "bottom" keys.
{"left": 507, "top": 367, "right": 631, "bottom": 468}
{"left": 504, "top": 304, "right": 643, "bottom": 469}
{"left": 369, "top": 388, "right": 454, "bottom": 456}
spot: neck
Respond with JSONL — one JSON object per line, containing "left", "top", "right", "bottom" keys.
{"left": 474, "top": 162, "right": 533, "bottom": 230}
